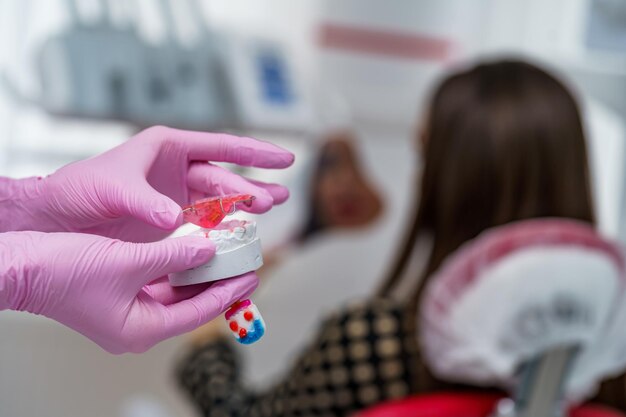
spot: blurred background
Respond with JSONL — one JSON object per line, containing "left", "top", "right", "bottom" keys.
{"left": 0, "top": 0, "right": 625, "bottom": 416}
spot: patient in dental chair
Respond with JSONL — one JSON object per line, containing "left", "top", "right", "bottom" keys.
{"left": 174, "top": 59, "right": 626, "bottom": 416}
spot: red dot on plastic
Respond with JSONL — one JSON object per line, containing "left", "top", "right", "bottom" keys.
{"left": 239, "top": 328, "right": 248, "bottom": 338}
{"left": 244, "top": 311, "right": 254, "bottom": 321}
{"left": 229, "top": 321, "right": 238, "bottom": 331}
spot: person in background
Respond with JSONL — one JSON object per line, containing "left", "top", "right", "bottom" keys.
{"left": 298, "top": 131, "right": 383, "bottom": 242}
{"left": 261, "top": 130, "right": 384, "bottom": 271}
{"left": 0, "top": 126, "right": 293, "bottom": 354}
{"left": 175, "top": 60, "right": 626, "bottom": 416}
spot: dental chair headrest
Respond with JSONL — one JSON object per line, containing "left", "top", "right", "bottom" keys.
{"left": 420, "top": 219, "right": 625, "bottom": 401}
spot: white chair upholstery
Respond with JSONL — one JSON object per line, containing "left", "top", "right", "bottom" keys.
{"left": 420, "top": 219, "right": 626, "bottom": 404}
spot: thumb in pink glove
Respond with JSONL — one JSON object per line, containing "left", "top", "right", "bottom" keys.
{"left": 0, "top": 231, "right": 258, "bottom": 354}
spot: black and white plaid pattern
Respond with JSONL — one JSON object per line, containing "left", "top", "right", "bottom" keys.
{"left": 177, "top": 299, "right": 420, "bottom": 417}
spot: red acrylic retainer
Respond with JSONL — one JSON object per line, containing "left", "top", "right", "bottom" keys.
{"left": 182, "top": 194, "right": 255, "bottom": 228}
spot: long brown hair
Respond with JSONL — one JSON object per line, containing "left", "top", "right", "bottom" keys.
{"left": 380, "top": 59, "right": 595, "bottom": 305}
{"left": 380, "top": 59, "right": 626, "bottom": 407}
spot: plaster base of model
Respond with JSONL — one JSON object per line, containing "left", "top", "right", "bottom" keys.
{"left": 169, "top": 221, "right": 264, "bottom": 286}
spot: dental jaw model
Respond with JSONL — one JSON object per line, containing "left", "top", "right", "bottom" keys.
{"left": 169, "top": 194, "right": 266, "bottom": 344}
{"left": 169, "top": 219, "right": 263, "bottom": 285}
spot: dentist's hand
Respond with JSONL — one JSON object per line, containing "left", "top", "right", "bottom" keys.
{"left": 0, "top": 231, "right": 258, "bottom": 353}
{"left": 0, "top": 126, "right": 293, "bottom": 241}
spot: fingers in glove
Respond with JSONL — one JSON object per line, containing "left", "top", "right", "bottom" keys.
{"left": 187, "top": 163, "right": 289, "bottom": 213}
{"left": 143, "top": 277, "right": 211, "bottom": 305}
{"left": 161, "top": 127, "right": 295, "bottom": 168}
{"left": 111, "top": 180, "right": 182, "bottom": 230}
{"left": 122, "top": 237, "right": 216, "bottom": 290}
{"left": 128, "top": 273, "right": 259, "bottom": 351}
{"left": 157, "top": 272, "right": 259, "bottom": 337}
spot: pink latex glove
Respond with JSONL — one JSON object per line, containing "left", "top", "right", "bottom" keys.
{"left": 0, "top": 231, "right": 258, "bottom": 353}
{"left": 0, "top": 126, "right": 293, "bottom": 241}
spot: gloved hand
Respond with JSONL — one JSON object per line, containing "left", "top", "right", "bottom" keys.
{"left": 0, "top": 126, "right": 294, "bottom": 241}
{"left": 0, "top": 231, "right": 258, "bottom": 354}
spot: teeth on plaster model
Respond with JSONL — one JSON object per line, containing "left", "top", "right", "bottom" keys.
{"left": 168, "top": 219, "right": 263, "bottom": 287}
{"left": 189, "top": 220, "right": 258, "bottom": 253}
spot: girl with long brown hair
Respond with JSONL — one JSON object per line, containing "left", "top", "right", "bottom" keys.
{"left": 175, "top": 59, "right": 625, "bottom": 416}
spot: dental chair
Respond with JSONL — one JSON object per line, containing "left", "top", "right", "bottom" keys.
{"left": 358, "top": 219, "right": 626, "bottom": 417}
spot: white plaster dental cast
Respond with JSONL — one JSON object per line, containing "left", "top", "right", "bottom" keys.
{"left": 169, "top": 220, "right": 264, "bottom": 286}
{"left": 171, "top": 194, "right": 267, "bottom": 345}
